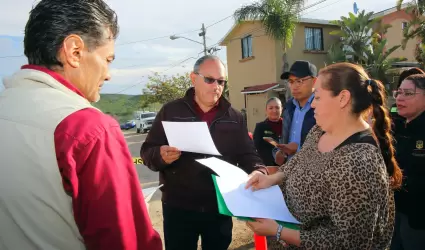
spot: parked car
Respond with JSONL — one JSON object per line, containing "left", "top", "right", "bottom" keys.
{"left": 120, "top": 120, "right": 136, "bottom": 130}
{"left": 135, "top": 112, "right": 156, "bottom": 133}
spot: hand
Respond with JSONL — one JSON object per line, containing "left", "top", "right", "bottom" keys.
{"left": 275, "top": 150, "right": 287, "bottom": 166}
{"left": 245, "top": 171, "right": 279, "bottom": 191}
{"left": 276, "top": 142, "right": 298, "bottom": 156}
{"left": 246, "top": 218, "right": 279, "bottom": 237}
{"left": 160, "top": 145, "right": 181, "bottom": 164}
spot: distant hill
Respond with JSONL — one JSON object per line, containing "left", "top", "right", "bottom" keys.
{"left": 93, "top": 94, "right": 160, "bottom": 122}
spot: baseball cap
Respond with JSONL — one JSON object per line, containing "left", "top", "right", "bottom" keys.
{"left": 281, "top": 60, "right": 317, "bottom": 80}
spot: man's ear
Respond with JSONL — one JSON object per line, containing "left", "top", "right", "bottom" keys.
{"left": 190, "top": 72, "right": 197, "bottom": 87}
{"left": 60, "top": 34, "right": 85, "bottom": 68}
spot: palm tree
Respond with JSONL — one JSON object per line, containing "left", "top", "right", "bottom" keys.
{"left": 355, "top": 38, "right": 406, "bottom": 83}
{"left": 233, "top": 0, "right": 306, "bottom": 72}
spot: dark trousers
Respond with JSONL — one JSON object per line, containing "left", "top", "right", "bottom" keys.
{"left": 162, "top": 202, "right": 233, "bottom": 250}
{"left": 390, "top": 212, "right": 425, "bottom": 250}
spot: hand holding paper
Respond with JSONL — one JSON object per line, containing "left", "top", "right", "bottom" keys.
{"left": 245, "top": 171, "right": 282, "bottom": 191}
{"left": 196, "top": 157, "right": 299, "bottom": 225}
{"left": 162, "top": 121, "right": 221, "bottom": 155}
{"left": 160, "top": 145, "right": 181, "bottom": 164}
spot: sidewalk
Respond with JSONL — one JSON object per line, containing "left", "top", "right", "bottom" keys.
{"left": 148, "top": 199, "right": 255, "bottom": 250}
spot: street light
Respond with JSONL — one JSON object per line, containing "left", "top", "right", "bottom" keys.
{"left": 169, "top": 35, "right": 203, "bottom": 45}
{"left": 170, "top": 23, "right": 208, "bottom": 55}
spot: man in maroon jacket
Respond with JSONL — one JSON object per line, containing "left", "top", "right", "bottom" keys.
{"left": 0, "top": 0, "right": 162, "bottom": 249}
{"left": 141, "top": 55, "right": 267, "bottom": 250}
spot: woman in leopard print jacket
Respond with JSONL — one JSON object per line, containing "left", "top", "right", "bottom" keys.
{"left": 245, "top": 62, "right": 402, "bottom": 249}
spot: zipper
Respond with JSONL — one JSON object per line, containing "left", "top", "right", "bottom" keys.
{"left": 183, "top": 100, "right": 230, "bottom": 158}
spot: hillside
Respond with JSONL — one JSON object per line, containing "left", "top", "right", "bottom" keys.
{"left": 93, "top": 94, "right": 161, "bottom": 122}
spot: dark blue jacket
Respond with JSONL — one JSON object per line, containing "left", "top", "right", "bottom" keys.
{"left": 272, "top": 98, "right": 316, "bottom": 160}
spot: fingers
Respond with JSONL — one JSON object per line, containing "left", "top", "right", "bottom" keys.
{"left": 245, "top": 174, "right": 259, "bottom": 189}
{"left": 160, "top": 145, "right": 181, "bottom": 164}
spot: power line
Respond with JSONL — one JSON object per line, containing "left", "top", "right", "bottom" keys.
{"left": 116, "top": 28, "right": 200, "bottom": 46}
{"left": 112, "top": 52, "right": 202, "bottom": 94}
{"left": 206, "top": 15, "right": 233, "bottom": 28}
{"left": 0, "top": 54, "right": 24, "bottom": 59}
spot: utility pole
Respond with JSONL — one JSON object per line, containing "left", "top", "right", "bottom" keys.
{"left": 199, "top": 23, "right": 207, "bottom": 56}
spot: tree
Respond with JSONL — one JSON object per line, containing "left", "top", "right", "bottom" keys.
{"left": 329, "top": 10, "right": 387, "bottom": 63}
{"left": 326, "top": 43, "right": 346, "bottom": 64}
{"left": 355, "top": 38, "right": 406, "bottom": 83}
{"left": 234, "top": 0, "right": 306, "bottom": 72}
{"left": 327, "top": 10, "right": 406, "bottom": 84}
{"left": 397, "top": 0, "right": 425, "bottom": 65}
{"left": 145, "top": 72, "right": 192, "bottom": 104}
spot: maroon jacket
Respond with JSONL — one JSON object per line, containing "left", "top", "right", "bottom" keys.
{"left": 140, "top": 88, "right": 264, "bottom": 212}
{"left": 23, "top": 65, "right": 162, "bottom": 250}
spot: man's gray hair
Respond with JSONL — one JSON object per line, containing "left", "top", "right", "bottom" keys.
{"left": 193, "top": 55, "right": 225, "bottom": 73}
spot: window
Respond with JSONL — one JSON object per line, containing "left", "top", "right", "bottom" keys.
{"left": 241, "top": 35, "right": 253, "bottom": 58}
{"left": 305, "top": 27, "right": 324, "bottom": 51}
{"left": 402, "top": 22, "right": 408, "bottom": 30}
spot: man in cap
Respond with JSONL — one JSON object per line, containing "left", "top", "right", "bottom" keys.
{"left": 273, "top": 60, "right": 317, "bottom": 165}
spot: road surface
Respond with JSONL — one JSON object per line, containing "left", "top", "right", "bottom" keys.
{"left": 123, "top": 130, "right": 159, "bottom": 188}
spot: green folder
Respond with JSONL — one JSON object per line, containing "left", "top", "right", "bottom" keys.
{"left": 391, "top": 107, "right": 397, "bottom": 113}
{"left": 211, "top": 175, "right": 300, "bottom": 231}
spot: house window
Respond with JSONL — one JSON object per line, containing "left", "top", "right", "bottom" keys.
{"left": 305, "top": 27, "right": 324, "bottom": 51}
{"left": 402, "top": 22, "right": 408, "bottom": 30}
{"left": 241, "top": 35, "right": 253, "bottom": 58}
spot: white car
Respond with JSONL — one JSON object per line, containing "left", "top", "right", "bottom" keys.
{"left": 135, "top": 112, "right": 156, "bottom": 134}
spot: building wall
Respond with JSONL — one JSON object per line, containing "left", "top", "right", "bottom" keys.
{"left": 246, "top": 93, "right": 269, "bottom": 132}
{"left": 276, "top": 22, "right": 340, "bottom": 75}
{"left": 225, "top": 21, "right": 280, "bottom": 112}
{"left": 381, "top": 10, "right": 417, "bottom": 62}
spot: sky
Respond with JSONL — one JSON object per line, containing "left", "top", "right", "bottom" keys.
{"left": 0, "top": 0, "right": 398, "bottom": 95}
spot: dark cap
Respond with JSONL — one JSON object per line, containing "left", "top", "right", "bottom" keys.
{"left": 281, "top": 60, "right": 317, "bottom": 80}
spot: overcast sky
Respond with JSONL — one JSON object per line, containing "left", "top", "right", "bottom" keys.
{"left": 0, "top": 0, "right": 398, "bottom": 95}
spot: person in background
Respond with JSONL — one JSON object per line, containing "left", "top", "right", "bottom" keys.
{"left": 141, "top": 55, "right": 267, "bottom": 250}
{"left": 390, "top": 74, "right": 425, "bottom": 250}
{"left": 390, "top": 67, "right": 424, "bottom": 123}
{"left": 273, "top": 61, "right": 317, "bottom": 165}
{"left": 0, "top": 1, "right": 162, "bottom": 249}
{"left": 245, "top": 62, "right": 402, "bottom": 249}
{"left": 253, "top": 97, "right": 283, "bottom": 166}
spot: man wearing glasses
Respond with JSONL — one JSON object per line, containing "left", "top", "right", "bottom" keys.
{"left": 273, "top": 60, "right": 317, "bottom": 165}
{"left": 141, "top": 55, "right": 267, "bottom": 250}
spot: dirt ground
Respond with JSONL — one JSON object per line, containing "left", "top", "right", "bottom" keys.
{"left": 148, "top": 200, "right": 255, "bottom": 250}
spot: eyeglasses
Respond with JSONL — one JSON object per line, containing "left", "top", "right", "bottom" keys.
{"left": 195, "top": 73, "right": 227, "bottom": 86}
{"left": 288, "top": 77, "right": 313, "bottom": 86}
{"left": 393, "top": 89, "right": 422, "bottom": 99}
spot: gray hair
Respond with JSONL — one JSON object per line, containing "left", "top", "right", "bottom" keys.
{"left": 266, "top": 97, "right": 282, "bottom": 107}
{"left": 193, "top": 55, "right": 225, "bottom": 73}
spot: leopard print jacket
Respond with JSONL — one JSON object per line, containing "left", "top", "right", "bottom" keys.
{"left": 270, "top": 125, "right": 394, "bottom": 250}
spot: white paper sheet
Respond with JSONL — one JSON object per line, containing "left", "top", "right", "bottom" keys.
{"left": 142, "top": 184, "right": 163, "bottom": 203}
{"left": 197, "top": 157, "right": 300, "bottom": 224}
{"left": 162, "top": 121, "right": 221, "bottom": 155}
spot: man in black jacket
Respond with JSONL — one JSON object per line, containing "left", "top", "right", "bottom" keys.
{"left": 140, "top": 55, "right": 267, "bottom": 250}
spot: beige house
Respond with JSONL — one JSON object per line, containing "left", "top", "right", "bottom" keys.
{"left": 219, "top": 18, "right": 340, "bottom": 132}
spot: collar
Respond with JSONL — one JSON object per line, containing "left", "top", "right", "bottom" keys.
{"left": 267, "top": 117, "right": 283, "bottom": 123}
{"left": 21, "top": 65, "right": 85, "bottom": 98}
{"left": 406, "top": 110, "right": 425, "bottom": 131}
{"left": 292, "top": 93, "right": 314, "bottom": 108}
